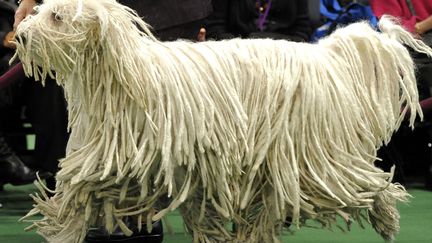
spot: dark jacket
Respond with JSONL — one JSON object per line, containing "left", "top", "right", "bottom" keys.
{"left": 120, "top": 0, "right": 213, "bottom": 41}
{"left": 205, "top": 0, "right": 312, "bottom": 42}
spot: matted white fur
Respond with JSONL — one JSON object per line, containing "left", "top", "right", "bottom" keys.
{"left": 12, "top": 0, "right": 432, "bottom": 242}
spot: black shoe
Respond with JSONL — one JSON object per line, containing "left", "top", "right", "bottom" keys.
{"left": 0, "top": 137, "right": 51, "bottom": 185}
{"left": 85, "top": 218, "right": 163, "bottom": 243}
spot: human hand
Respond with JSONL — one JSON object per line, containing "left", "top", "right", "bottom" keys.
{"left": 13, "top": 0, "right": 38, "bottom": 30}
{"left": 415, "top": 22, "right": 426, "bottom": 35}
{"left": 415, "top": 16, "right": 432, "bottom": 35}
{"left": 2, "top": 31, "right": 16, "bottom": 49}
{"left": 197, "top": 28, "right": 206, "bottom": 42}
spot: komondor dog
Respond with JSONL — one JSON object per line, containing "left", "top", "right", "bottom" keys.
{"left": 12, "top": 0, "right": 432, "bottom": 242}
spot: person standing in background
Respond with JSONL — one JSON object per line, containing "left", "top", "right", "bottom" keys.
{"left": 370, "top": 0, "right": 432, "bottom": 37}
{"left": 200, "top": 0, "right": 312, "bottom": 42}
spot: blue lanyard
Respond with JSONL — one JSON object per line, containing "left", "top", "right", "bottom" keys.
{"left": 257, "top": 0, "right": 272, "bottom": 31}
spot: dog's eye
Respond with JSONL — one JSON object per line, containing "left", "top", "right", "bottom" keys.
{"left": 52, "top": 12, "right": 63, "bottom": 22}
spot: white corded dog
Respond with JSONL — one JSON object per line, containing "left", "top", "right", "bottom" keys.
{"left": 12, "top": 0, "right": 432, "bottom": 242}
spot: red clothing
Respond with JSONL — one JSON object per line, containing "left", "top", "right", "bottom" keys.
{"left": 370, "top": 0, "right": 432, "bottom": 33}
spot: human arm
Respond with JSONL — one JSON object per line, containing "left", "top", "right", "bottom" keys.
{"left": 13, "top": 0, "right": 39, "bottom": 30}
{"left": 0, "top": 2, "right": 15, "bottom": 50}
{"left": 415, "top": 16, "right": 432, "bottom": 35}
{"left": 2, "top": 31, "right": 15, "bottom": 49}
{"left": 1, "top": 0, "right": 38, "bottom": 50}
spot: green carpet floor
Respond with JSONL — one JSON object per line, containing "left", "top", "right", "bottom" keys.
{"left": 1, "top": 184, "right": 431, "bottom": 243}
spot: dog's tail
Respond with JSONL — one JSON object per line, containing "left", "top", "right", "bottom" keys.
{"left": 379, "top": 15, "right": 432, "bottom": 58}
{"left": 378, "top": 15, "right": 432, "bottom": 125}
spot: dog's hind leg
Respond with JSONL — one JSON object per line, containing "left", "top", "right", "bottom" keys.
{"left": 179, "top": 187, "right": 233, "bottom": 243}
{"left": 368, "top": 183, "right": 409, "bottom": 242}
{"left": 233, "top": 181, "right": 285, "bottom": 243}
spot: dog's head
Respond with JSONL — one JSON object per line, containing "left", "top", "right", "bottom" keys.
{"left": 14, "top": 0, "right": 155, "bottom": 83}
